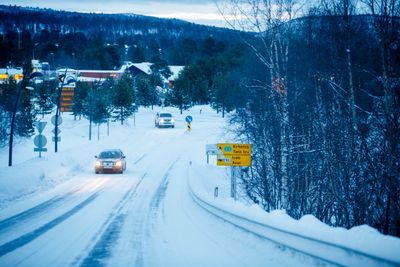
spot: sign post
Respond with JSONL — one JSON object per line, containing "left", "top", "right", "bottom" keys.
{"left": 211, "top": 143, "right": 252, "bottom": 200}
{"left": 185, "top": 115, "right": 193, "bottom": 132}
{"left": 33, "top": 121, "right": 47, "bottom": 158}
{"left": 51, "top": 114, "right": 62, "bottom": 152}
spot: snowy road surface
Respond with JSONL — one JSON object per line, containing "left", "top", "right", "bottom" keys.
{"left": 0, "top": 106, "right": 399, "bottom": 267}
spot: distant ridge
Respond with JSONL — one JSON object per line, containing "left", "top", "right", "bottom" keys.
{"left": 0, "top": 4, "right": 242, "bottom": 40}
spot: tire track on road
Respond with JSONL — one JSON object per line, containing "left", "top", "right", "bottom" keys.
{"left": 149, "top": 156, "right": 181, "bottom": 213}
{"left": 0, "top": 179, "right": 107, "bottom": 234}
{"left": 0, "top": 189, "right": 102, "bottom": 257}
{"left": 77, "top": 173, "right": 147, "bottom": 267}
{"left": 0, "top": 195, "right": 66, "bottom": 233}
{"left": 130, "top": 155, "right": 181, "bottom": 267}
{"left": 133, "top": 154, "right": 146, "bottom": 165}
{"left": 131, "top": 155, "right": 180, "bottom": 267}
{"left": 80, "top": 154, "right": 181, "bottom": 267}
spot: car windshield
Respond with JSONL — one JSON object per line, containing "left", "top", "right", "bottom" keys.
{"left": 99, "top": 151, "right": 120, "bottom": 159}
{"left": 159, "top": 113, "right": 172, "bottom": 117}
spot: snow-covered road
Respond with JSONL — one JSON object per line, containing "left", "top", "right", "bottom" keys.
{"left": 0, "top": 106, "right": 399, "bottom": 267}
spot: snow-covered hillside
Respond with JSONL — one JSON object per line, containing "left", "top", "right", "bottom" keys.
{"left": 0, "top": 106, "right": 399, "bottom": 266}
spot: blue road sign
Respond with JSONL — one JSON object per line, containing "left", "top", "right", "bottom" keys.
{"left": 185, "top": 115, "right": 193, "bottom": 123}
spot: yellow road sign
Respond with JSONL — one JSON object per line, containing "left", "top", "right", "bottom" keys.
{"left": 14, "top": 74, "right": 23, "bottom": 80}
{"left": 60, "top": 87, "right": 75, "bottom": 112}
{"left": 217, "top": 143, "right": 251, "bottom": 155}
{"left": 217, "top": 154, "right": 252, "bottom": 166}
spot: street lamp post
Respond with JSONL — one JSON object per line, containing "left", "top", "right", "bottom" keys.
{"left": 17, "top": 28, "right": 21, "bottom": 49}
{"left": 32, "top": 42, "right": 39, "bottom": 60}
{"left": 50, "top": 52, "right": 54, "bottom": 68}
{"left": 88, "top": 84, "right": 98, "bottom": 141}
{"left": 8, "top": 71, "right": 43, "bottom": 166}
{"left": 72, "top": 53, "right": 75, "bottom": 68}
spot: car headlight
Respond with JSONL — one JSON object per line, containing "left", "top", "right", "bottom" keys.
{"left": 95, "top": 161, "right": 102, "bottom": 167}
{"left": 160, "top": 118, "right": 165, "bottom": 123}
{"left": 171, "top": 118, "right": 175, "bottom": 123}
{"left": 115, "top": 160, "right": 122, "bottom": 167}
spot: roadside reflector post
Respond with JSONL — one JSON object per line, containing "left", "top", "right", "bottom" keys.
{"left": 214, "top": 186, "right": 219, "bottom": 198}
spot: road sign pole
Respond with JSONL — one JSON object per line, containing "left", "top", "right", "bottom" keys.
{"left": 231, "top": 167, "right": 233, "bottom": 198}
{"left": 33, "top": 122, "right": 48, "bottom": 158}
{"left": 210, "top": 143, "right": 251, "bottom": 200}
{"left": 55, "top": 112, "right": 59, "bottom": 152}
{"left": 55, "top": 69, "right": 65, "bottom": 152}
{"left": 231, "top": 166, "right": 237, "bottom": 200}
{"left": 185, "top": 116, "right": 193, "bottom": 133}
{"left": 39, "top": 135, "right": 42, "bottom": 158}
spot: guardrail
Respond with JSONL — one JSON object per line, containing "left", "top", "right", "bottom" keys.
{"left": 188, "top": 185, "right": 399, "bottom": 267}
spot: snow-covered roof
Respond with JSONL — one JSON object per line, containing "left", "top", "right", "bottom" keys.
{"left": 78, "top": 70, "right": 122, "bottom": 74}
{"left": 168, "top": 65, "right": 185, "bottom": 81}
{"left": 77, "top": 77, "right": 106, "bottom": 83}
{"left": 131, "top": 62, "right": 153, "bottom": 75}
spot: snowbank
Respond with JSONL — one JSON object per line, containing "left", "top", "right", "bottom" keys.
{"left": 188, "top": 161, "right": 400, "bottom": 263}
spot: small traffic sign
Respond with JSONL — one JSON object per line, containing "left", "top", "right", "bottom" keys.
{"left": 185, "top": 115, "right": 193, "bottom": 123}
{"left": 52, "top": 127, "right": 61, "bottom": 135}
{"left": 34, "top": 121, "right": 47, "bottom": 133}
{"left": 51, "top": 115, "right": 63, "bottom": 126}
{"left": 64, "top": 76, "right": 76, "bottom": 87}
{"left": 206, "top": 144, "right": 220, "bottom": 155}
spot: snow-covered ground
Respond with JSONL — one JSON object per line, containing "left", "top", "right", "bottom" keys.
{"left": 0, "top": 105, "right": 399, "bottom": 267}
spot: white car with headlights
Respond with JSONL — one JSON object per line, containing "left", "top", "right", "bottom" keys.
{"left": 155, "top": 112, "right": 175, "bottom": 128}
{"left": 95, "top": 149, "right": 126, "bottom": 174}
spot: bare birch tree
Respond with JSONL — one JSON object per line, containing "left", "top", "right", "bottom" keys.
{"left": 219, "top": 0, "right": 300, "bottom": 209}
{"left": 361, "top": 0, "right": 400, "bottom": 236}
{"left": 221, "top": 0, "right": 400, "bottom": 236}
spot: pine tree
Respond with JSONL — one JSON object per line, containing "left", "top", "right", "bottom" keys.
{"left": 0, "top": 78, "right": 17, "bottom": 145}
{"left": 111, "top": 75, "right": 134, "bottom": 125}
{"left": 167, "top": 73, "right": 192, "bottom": 114}
{"left": 72, "top": 81, "right": 90, "bottom": 120}
{"left": 136, "top": 74, "right": 158, "bottom": 108}
{"left": 15, "top": 86, "right": 35, "bottom": 138}
{"left": 210, "top": 72, "right": 239, "bottom": 118}
{"left": 34, "top": 80, "right": 55, "bottom": 118}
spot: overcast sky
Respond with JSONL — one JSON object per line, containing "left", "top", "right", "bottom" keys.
{"left": 0, "top": 0, "right": 229, "bottom": 28}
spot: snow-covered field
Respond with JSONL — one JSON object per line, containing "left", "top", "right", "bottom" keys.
{"left": 0, "top": 105, "right": 399, "bottom": 266}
